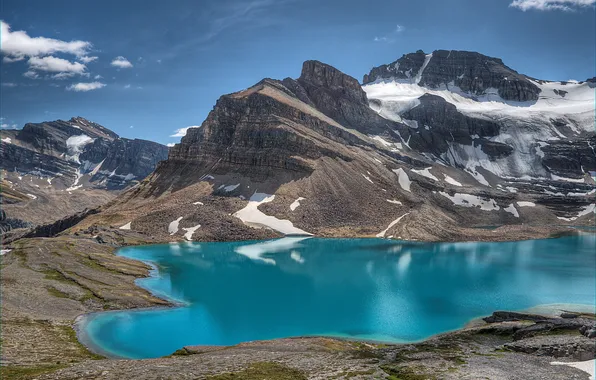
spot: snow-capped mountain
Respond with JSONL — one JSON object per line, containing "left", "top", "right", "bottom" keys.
{"left": 77, "top": 54, "right": 594, "bottom": 243}
{"left": 0, "top": 117, "right": 168, "bottom": 228}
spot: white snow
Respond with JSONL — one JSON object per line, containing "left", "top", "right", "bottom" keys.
{"left": 444, "top": 175, "right": 462, "bottom": 186}
{"left": 234, "top": 193, "right": 312, "bottom": 236}
{"left": 290, "top": 251, "right": 305, "bottom": 264}
{"left": 119, "top": 222, "right": 132, "bottom": 230}
{"left": 376, "top": 212, "right": 410, "bottom": 238}
{"left": 393, "top": 168, "right": 411, "bottom": 192}
{"left": 65, "top": 135, "right": 94, "bottom": 163}
{"left": 362, "top": 174, "right": 374, "bottom": 184}
{"left": 557, "top": 203, "right": 595, "bottom": 222}
{"left": 551, "top": 174, "right": 585, "bottom": 183}
{"left": 414, "top": 53, "right": 433, "bottom": 84}
{"left": 168, "top": 217, "right": 183, "bottom": 235}
{"left": 26, "top": 193, "right": 37, "bottom": 200}
{"left": 517, "top": 201, "right": 536, "bottom": 207}
{"left": 290, "top": 197, "right": 305, "bottom": 211}
{"left": 505, "top": 186, "right": 518, "bottom": 193}
{"left": 551, "top": 359, "right": 594, "bottom": 380}
{"left": 1, "top": 249, "right": 11, "bottom": 255}
{"left": 363, "top": 77, "right": 594, "bottom": 180}
{"left": 66, "top": 168, "right": 84, "bottom": 192}
{"left": 439, "top": 192, "right": 500, "bottom": 211}
{"left": 2, "top": 137, "right": 11, "bottom": 144}
{"left": 182, "top": 224, "right": 201, "bottom": 241}
{"left": 386, "top": 199, "right": 402, "bottom": 205}
{"left": 193, "top": 201, "right": 204, "bottom": 205}
{"left": 504, "top": 203, "right": 520, "bottom": 218}
{"left": 411, "top": 167, "right": 438, "bottom": 181}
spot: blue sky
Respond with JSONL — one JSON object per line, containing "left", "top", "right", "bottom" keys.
{"left": 1, "top": 0, "right": 594, "bottom": 145}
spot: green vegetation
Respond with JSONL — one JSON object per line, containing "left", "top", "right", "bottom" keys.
{"left": 0, "top": 364, "right": 67, "bottom": 380}
{"left": 46, "top": 286, "right": 70, "bottom": 298}
{"left": 380, "top": 365, "right": 436, "bottom": 380}
{"left": 205, "top": 362, "right": 307, "bottom": 380}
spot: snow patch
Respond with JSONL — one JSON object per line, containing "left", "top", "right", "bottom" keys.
{"left": 182, "top": 225, "right": 201, "bottom": 241}
{"left": 2, "top": 137, "right": 11, "bottom": 144}
{"left": 411, "top": 167, "right": 438, "bottom": 181}
{"left": 551, "top": 360, "right": 594, "bottom": 380}
{"left": 193, "top": 201, "right": 204, "bottom": 205}
{"left": 504, "top": 204, "right": 519, "bottom": 218}
{"left": 234, "top": 193, "right": 312, "bottom": 236}
{"left": 444, "top": 175, "right": 462, "bottom": 186}
{"left": 376, "top": 213, "right": 410, "bottom": 238}
{"left": 517, "top": 201, "right": 536, "bottom": 207}
{"left": 387, "top": 199, "right": 402, "bottom": 205}
{"left": 0, "top": 249, "right": 11, "bottom": 255}
{"left": 393, "top": 168, "right": 411, "bottom": 192}
{"left": 119, "top": 222, "right": 132, "bottom": 230}
{"left": 26, "top": 193, "right": 37, "bottom": 200}
{"left": 65, "top": 135, "right": 94, "bottom": 163}
{"left": 168, "top": 217, "right": 183, "bottom": 235}
{"left": 439, "top": 192, "right": 500, "bottom": 211}
{"left": 362, "top": 174, "right": 374, "bottom": 184}
{"left": 557, "top": 203, "right": 595, "bottom": 222}
{"left": 222, "top": 184, "right": 240, "bottom": 192}
{"left": 235, "top": 237, "right": 309, "bottom": 265}
{"left": 290, "top": 197, "right": 305, "bottom": 211}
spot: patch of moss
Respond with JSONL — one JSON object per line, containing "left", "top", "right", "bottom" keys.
{"left": 46, "top": 286, "right": 70, "bottom": 299}
{"left": 380, "top": 365, "right": 436, "bottom": 380}
{"left": 205, "top": 362, "right": 307, "bottom": 380}
{"left": 0, "top": 364, "right": 67, "bottom": 380}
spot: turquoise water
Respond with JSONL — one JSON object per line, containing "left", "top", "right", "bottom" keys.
{"left": 81, "top": 235, "right": 596, "bottom": 359}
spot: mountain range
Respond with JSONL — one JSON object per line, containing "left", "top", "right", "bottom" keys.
{"left": 56, "top": 49, "right": 596, "bottom": 244}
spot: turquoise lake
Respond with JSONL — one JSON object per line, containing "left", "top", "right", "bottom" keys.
{"left": 80, "top": 234, "right": 596, "bottom": 359}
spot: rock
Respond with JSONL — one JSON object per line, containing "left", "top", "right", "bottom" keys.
{"left": 560, "top": 313, "right": 579, "bottom": 319}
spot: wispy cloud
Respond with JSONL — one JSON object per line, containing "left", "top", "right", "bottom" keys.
{"left": 1, "top": 83, "right": 17, "bottom": 87}
{"left": 66, "top": 82, "right": 106, "bottom": 92}
{"left": 111, "top": 56, "right": 133, "bottom": 68}
{"left": 374, "top": 24, "right": 405, "bottom": 43}
{"left": 78, "top": 56, "right": 98, "bottom": 63}
{"left": 170, "top": 126, "right": 200, "bottom": 137}
{"left": 510, "top": 0, "right": 595, "bottom": 11}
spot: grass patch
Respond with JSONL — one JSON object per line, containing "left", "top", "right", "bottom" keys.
{"left": 205, "top": 362, "right": 306, "bottom": 380}
{"left": 46, "top": 286, "right": 70, "bottom": 299}
{"left": 380, "top": 365, "right": 436, "bottom": 380}
{"left": 0, "top": 364, "right": 67, "bottom": 380}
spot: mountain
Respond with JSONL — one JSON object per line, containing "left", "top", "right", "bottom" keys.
{"left": 77, "top": 53, "right": 595, "bottom": 243}
{"left": 0, "top": 117, "right": 169, "bottom": 229}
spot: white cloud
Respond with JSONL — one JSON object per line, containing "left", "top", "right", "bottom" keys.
{"left": 124, "top": 84, "right": 131, "bottom": 89}
{"left": 166, "top": 143, "right": 175, "bottom": 147}
{"left": 23, "top": 71, "right": 39, "bottom": 79}
{"left": 170, "top": 126, "right": 200, "bottom": 137}
{"left": 3, "top": 56, "right": 24, "bottom": 63}
{"left": 129, "top": 125, "right": 134, "bottom": 129}
{"left": 94, "top": 74, "right": 102, "bottom": 79}
{"left": 510, "top": 0, "right": 595, "bottom": 11}
{"left": 1, "top": 82, "right": 17, "bottom": 87}
{"left": 78, "top": 56, "right": 98, "bottom": 63}
{"left": 395, "top": 24, "right": 405, "bottom": 33}
{"left": 111, "top": 56, "right": 133, "bottom": 68}
{"left": 1, "top": 123, "right": 17, "bottom": 129}
{"left": 0, "top": 21, "right": 91, "bottom": 60}
{"left": 28, "top": 56, "right": 87, "bottom": 74}
{"left": 51, "top": 72, "right": 76, "bottom": 80}
{"left": 66, "top": 81, "right": 106, "bottom": 92}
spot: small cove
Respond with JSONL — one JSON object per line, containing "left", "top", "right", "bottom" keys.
{"left": 79, "top": 234, "right": 596, "bottom": 359}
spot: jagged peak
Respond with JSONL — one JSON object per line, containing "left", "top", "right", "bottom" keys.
{"left": 299, "top": 60, "right": 367, "bottom": 104}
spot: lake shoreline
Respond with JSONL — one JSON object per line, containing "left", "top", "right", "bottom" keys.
{"left": 74, "top": 234, "right": 596, "bottom": 360}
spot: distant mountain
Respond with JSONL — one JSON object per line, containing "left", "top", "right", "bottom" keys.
{"left": 78, "top": 54, "right": 594, "bottom": 243}
{"left": 0, "top": 117, "right": 168, "bottom": 229}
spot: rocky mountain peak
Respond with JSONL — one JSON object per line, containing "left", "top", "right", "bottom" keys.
{"left": 298, "top": 60, "right": 368, "bottom": 104}
{"left": 363, "top": 49, "right": 540, "bottom": 102}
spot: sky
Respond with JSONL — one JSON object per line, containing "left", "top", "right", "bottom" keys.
{"left": 1, "top": 0, "right": 595, "bottom": 146}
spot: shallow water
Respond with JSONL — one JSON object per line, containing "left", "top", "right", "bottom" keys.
{"left": 81, "top": 234, "right": 596, "bottom": 359}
